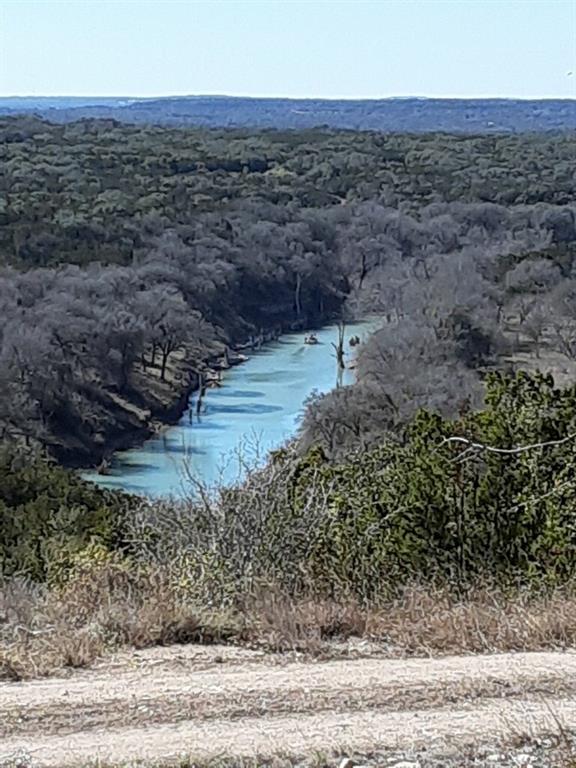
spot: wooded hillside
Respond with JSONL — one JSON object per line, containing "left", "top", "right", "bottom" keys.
{"left": 0, "top": 117, "right": 575, "bottom": 465}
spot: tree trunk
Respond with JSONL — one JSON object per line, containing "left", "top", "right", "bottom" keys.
{"left": 358, "top": 252, "right": 368, "bottom": 290}
{"left": 295, "top": 273, "right": 302, "bottom": 318}
{"left": 119, "top": 361, "right": 129, "bottom": 392}
{"left": 332, "top": 322, "right": 346, "bottom": 370}
{"left": 160, "top": 352, "right": 168, "bottom": 381}
{"left": 159, "top": 340, "right": 175, "bottom": 381}
{"left": 196, "top": 373, "right": 206, "bottom": 417}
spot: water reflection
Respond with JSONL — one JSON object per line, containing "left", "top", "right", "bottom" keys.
{"left": 84, "top": 320, "right": 374, "bottom": 497}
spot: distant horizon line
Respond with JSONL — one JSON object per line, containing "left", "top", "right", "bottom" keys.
{"left": 1, "top": 93, "right": 575, "bottom": 102}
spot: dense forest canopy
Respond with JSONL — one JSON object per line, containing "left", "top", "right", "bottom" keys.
{"left": 0, "top": 115, "right": 575, "bottom": 469}
{"left": 2, "top": 117, "right": 575, "bottom": 271}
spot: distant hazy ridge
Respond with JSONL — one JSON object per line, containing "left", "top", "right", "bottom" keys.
{"left": 1, "top": 95, "right": 575, "bottom": 132}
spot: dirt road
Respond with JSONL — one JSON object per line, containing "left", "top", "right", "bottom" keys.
{"left": 2, "top": 646, "right": 576, "bottom": 766}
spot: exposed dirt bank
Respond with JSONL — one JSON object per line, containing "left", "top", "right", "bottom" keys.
{"left": 54, "top": 325, "right": 289, "bottom": 470}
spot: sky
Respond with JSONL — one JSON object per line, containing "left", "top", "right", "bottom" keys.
{"left": 0, "top": 0, "right": 575, "bottom": 100}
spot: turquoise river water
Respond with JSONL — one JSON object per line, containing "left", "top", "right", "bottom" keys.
{"left": 84, "top": 321, "right": 374, "bottom": 497}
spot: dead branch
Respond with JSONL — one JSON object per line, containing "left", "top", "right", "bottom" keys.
{"left": 439, "top": 432, "right": 576, "bottom": 461}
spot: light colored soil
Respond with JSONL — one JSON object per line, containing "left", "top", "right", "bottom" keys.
{"left": 2, "top": 648, "right": 576, "bottom": 766}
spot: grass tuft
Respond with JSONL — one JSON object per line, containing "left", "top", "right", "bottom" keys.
{"left": 2, "top": 567, "right": 576, "bottom": 680}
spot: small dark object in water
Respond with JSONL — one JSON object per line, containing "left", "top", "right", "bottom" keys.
{"left": 304, "top": 333, "right": 319, "bottom": 345}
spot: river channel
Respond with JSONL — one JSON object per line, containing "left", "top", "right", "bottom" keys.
{"left": 85, "top": 320, "right": 374, "bottom": 497}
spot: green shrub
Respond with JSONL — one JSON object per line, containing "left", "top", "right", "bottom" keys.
{"left": 5, "top": 372, "right": 576, "bottom": 600}
{"left": 293, "top": 372, "right": 576, "bottom": 598}
{"left": 0, "top": 449, "right": 129, "bottom": 581}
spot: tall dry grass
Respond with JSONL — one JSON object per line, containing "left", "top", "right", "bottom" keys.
{"left": 2, "top": 561, "right": 575, "bottom": 680}
{"left": 248, "top": 584, "right": 576, "bottom": 654}
{"left": 0, "top": 563, "right": 240, "bottom": 681}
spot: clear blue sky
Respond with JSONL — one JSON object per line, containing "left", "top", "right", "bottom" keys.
{"left": 1, "top": 0, "right": 575, "bottom": 99}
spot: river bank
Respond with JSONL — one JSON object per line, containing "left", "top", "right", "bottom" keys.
{"left": 84, "top": 320, "right": 374, "bottom": 497}
{"left": 53, "top": 324, "right": 297, "bottom": 471}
